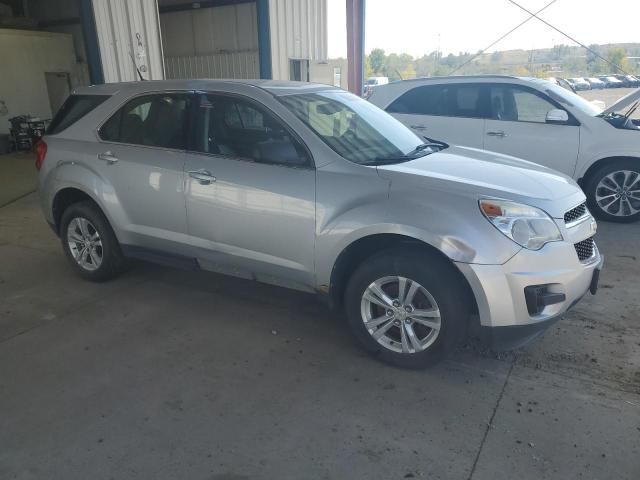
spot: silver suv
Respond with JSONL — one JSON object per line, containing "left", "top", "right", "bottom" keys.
{"left": 37, "top": 80, "right": 603, "bottom": 368}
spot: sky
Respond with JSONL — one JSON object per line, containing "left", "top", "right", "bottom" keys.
{"left": 327, "top": 0, "right": 640, "bottom": 58}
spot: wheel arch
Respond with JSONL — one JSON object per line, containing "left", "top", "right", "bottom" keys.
{"left": 52, "top": 187, "right": 105, "bottom": 235}
{"left": 328, "top": 233, "right": 478, "bottom": 316}
{"left": 578, "top": 156, "right": 640, "bottom": 186}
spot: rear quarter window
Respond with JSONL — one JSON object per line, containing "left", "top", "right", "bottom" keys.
{"left": 47, "top": 95, "right": 110, "bottom": 135}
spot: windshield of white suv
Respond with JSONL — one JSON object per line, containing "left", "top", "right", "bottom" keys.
{"left": 543, "top": 83, "right": 603, "bottom": 116}
{"left": 279, "top": 90, "right": 443, "bottom": 165}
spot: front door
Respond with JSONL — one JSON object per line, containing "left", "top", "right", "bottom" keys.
{"left": 483, "top": 85, "right": 580, "bottom": 175}
{"left": 183, "top": 93, "right": 316, "bottom": 290}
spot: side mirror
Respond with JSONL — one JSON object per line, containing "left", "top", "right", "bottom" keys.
{"left": 254, "top": 140, "right": 308, "bottom": 167}
{"left": 546, "top": 109, "right": 569, "bottom": 124}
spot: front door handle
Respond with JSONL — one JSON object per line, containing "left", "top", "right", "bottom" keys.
{"left": 486, "top": 131, "right": 506, "bottom": 137}
{"left": 188, "top": 169, "right": 216, "bottom": 185}
{"left": 410, "top": 125, "right": 428, "bottom": 131}
{"left": 97, "top": 151, "right": 119, "bottom": 164}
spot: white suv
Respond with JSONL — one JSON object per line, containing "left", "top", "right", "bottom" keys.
{"left": 369, "top": 76, "right": 640, "bottom": 222}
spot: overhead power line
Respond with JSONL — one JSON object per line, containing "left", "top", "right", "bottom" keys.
{"left": 451, "top": 0, "right": 558, "bottom": 74}
{"left": 507, "top": 0, "right": 630, "bottom": 75}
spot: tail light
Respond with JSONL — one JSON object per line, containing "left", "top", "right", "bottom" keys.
{"left": 35, "top": 140, "right": 47, "bottom": 171}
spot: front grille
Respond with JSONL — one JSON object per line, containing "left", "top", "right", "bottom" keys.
{"left": 574, "top": 237, "right": 595, "bottom": 262}
{"left": 564, "top": 203, "right": 588, "bottom": 224}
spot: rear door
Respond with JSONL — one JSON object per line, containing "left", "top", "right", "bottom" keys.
{"left": 182, "top": 92, "right": 316, "bottom": 290}
{"left": 483, "top": 85, "right": 580, "bottom": 175}
{"left": 385, "top": 83, "right": 487, "bottom": 148}
{"left": 93, "top": 92, "right": 192, "bottom": 250}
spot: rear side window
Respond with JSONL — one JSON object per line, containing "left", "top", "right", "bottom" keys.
{"left": 387, "top": 84, "right": 488, "bottom": 119}
{"left": 99, "top": 93, "right": 191, "bottom": 150}
{"left": 47, "top": 95, "right": 110, "bottom": 135}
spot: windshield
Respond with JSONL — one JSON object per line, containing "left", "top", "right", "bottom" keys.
{"left": 279, "top": 90, "right": 427, "bottom": 164}
{"left": 543, "top": 82, "right": 603, "bottom": 116}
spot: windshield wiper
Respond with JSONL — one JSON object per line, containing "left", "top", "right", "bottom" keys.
{"left": 360, "top": 140, "right": 449, "bottom": 166}
{"left": 623, "top": 100, "right": 640, "bottom": 122}
{"left": 359, "top": 156, "right": 417, "bottom": 166}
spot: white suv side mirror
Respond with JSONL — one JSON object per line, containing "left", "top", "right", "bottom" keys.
{"left": 546, "top": 109, "right": 569, "bottom": 124}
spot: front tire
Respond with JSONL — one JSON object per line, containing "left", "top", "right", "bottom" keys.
{"left": 344, "top": 249, "right": 471, "bottom": 369}
{"left": 584, "top": 160, "right": 640, "bottom": 223}
{"left": 60, "top": 201, "right": 125, "bottom": 281}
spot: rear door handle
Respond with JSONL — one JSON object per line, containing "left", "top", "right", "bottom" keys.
{"left": 188, "top": 169, "right": 216, "bottom": 185}
{"left": 410, "top": 125, "right": 428, "bottom": 131}
{"left": 97, "top": 151, "right": 119, "bottom": 164}
{"left": 486, "top": 131, "right": 506, "bottom": 137}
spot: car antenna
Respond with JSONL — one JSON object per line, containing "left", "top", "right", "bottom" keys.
{"left": 129, "top": 51, "right": 145, "bottom": 81}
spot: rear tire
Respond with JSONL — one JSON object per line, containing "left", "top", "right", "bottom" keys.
{"left": 60, "top": 201, "right": 125, "bottom": 282}
{"left": 344, "top": 249, "right": 470, "bottom": 369}
{"left": 584, "top": 159, "right": 640, "bottom": 223}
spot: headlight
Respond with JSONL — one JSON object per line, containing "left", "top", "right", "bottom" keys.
{"left": 479, "top": 198, "right": 562, "bottom": 250}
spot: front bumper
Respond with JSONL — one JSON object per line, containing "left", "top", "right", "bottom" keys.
{"left": 456, "top": 240, "right": 603, "bottom": 350}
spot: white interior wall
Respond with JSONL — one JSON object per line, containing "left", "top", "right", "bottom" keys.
{"left": 0, "top": 29, "right": 77, "bottom": 134}
{"left": 22, "top": 0, "right": 90, "bottom": 87}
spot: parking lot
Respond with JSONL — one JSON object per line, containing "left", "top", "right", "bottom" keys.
{"left": 1, "top": 169, "right": 638, "bottom": 479}
{"left": 580, "top": 87, "right": 639, "bottom": 116}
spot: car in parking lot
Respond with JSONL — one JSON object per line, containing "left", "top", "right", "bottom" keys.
{"left": 37, "top": 80, "right": 602, "bottom": 368}
{"left": 614, "top": 74, "right": 640, "bottom": 88}
{"left": 599, "top": 76, "right": 625, "bottom": 88}
{"left": 369, "top": 75, "right": 640, "bottom": 222}
{"left": 567, "top": 78, "right": 591, "bottom": 91}
{"left": 585, "top": 77, "right": 606, "bottom": 89}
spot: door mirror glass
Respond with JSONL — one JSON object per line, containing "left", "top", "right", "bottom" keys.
{"left": 545, "top": 109, "right": 569, "bottom": 124}
{"left": 254, "top": 140, "right": 308, "bottom": 166}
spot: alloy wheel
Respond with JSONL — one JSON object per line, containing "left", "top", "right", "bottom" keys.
{"left": 360, "top": 276, "right": 441, "bottom": 354}
{"left": 67, "top": 217, "right": 103, "bottom": 271}
{"left": 595, "top": 170, "right": 640, "bottom": 217}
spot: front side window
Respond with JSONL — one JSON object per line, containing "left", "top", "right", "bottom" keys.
{"left": 99, "top": 93, "right": 191, "bottom": 149}
{"left": 490, "top": 86, "right": 565, "bottom": 123}
{"left": 387, "top": 84, "right": 487, "bottom": 119}
{"left": 194, "top": 94, "right": 309, "bottom": 167}
{"left": 280, "top": 90, "right": 428, "bottom": 165}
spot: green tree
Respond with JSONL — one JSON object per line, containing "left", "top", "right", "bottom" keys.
{"left": 606, "top": 47, "right": 629, "bottom": 73}
{"left": 369, "top": 48, "right": 386, "bottom": 75}
{"left": 364, "top": 55, "right": 373, "bottom": 79}
{"left": 383, "top": 53, "right": 414, "bottom": 80}
{"left": 586, "top": 44, "right": 603, "bottom": 75}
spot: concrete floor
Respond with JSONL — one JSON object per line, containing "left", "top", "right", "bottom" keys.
{"left": 0, "top": 152, "right": 36, "bottom": 208}
{"left": 0, "top": 194, "right": 639, "bottom": 480}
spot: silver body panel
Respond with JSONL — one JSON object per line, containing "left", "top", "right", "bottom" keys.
{"left": 39, "top": 79, "right": 601, "bottom": 329}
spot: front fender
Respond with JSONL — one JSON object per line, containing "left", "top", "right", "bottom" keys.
{"left": 315, "top": 199, "right": 520, "bottom": 288}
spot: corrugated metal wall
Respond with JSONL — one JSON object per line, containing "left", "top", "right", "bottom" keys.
{"left": 269, "top": 0, "right": 328, "bottom": 80}
{"left": 91, "top": 0, "right": 165, "bottom": 83}
{"left": 161, "top": 3, "right": 259, "bottom": 79}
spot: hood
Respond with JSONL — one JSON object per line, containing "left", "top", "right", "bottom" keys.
{"left": 376, "top": 146, "right": 585, "bottom": 218}
{"left": 601, "top": 87, "right": 640, "bottom": 115}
